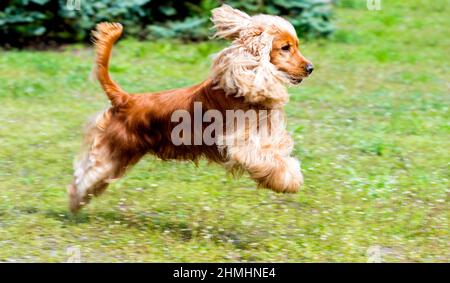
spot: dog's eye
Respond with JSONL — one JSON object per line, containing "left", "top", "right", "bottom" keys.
{"left": 281, "top": 44, "right": 290, "bottom": 51}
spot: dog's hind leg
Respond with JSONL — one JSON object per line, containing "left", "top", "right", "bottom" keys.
{"left": 68, "top": 113, "right": 121, "bottom": 213}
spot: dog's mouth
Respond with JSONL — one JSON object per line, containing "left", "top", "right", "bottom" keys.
{"left": 289, "top": 77, "right": 303, "bottom": 85}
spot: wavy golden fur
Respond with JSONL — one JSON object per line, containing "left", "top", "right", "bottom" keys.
{"left": 68, "top": 5, "right": 313, "bottom": 213}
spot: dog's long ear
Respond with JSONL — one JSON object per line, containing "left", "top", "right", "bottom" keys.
{"left": 211, "top": 4, "right": 252, "bottom": 40}
{"left": 246, "top": 31, "right": 290, "bottom": 107}
{"left": 212, "top": 29, "right": 290, "bottom": 108}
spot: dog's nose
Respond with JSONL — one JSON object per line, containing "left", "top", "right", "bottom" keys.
{"left": 305, "top": 63, "right": 314, "bottom": 75}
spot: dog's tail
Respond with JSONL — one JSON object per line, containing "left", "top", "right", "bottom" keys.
{"left": 92, "top": 22, "right": 129, "bottom": 107}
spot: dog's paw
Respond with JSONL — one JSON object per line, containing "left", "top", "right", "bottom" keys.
{"left": 68, "top": 181, "right": 82, "bottom": 214}
{"left": 278, "top": 157, "right": 303, "bottom": 193}
{"left": 250, "top": 157, "right": 303, "bottom": 193}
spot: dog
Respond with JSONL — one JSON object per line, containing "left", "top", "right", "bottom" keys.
{"left": 68, "top": 4, "right": 313, "bottom": 213}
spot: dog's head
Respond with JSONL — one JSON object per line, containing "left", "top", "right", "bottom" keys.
{"left": 211, "top": 5, "right": 313, "bottom": 108}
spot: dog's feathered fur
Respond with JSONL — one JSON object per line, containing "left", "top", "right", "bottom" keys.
{"left": 68, "top": 5, "right": 312, "bottom": 213}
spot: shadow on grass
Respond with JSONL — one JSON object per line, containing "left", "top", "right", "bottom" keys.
{"left": 44, "top": 209, "right": 261, "bottom": 250}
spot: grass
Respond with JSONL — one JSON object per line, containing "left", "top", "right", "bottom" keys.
{"left": 0, "top": 0, "right": 448, "bottom": 262}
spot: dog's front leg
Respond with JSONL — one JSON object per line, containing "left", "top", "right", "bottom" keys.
{"left": 224, "top": 130, "right": 303, "bottom": 193}
{"left": 247, "top": 154, "right": 303, "bottom": 193}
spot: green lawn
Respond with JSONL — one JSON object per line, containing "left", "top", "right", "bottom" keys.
{"left": 0, "top": 1, "right": 448, "bottom": 262}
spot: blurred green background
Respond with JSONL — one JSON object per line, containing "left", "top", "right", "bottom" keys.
{"left": 0, "top": 0, "right": 448, "bottom": 262}
{"left": 0, "top": 0, "right": 334, "bottom": 46}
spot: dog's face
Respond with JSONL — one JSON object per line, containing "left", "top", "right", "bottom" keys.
{"left": 211, "top": 5, "right": 314, "bottom": 106}
{"left": 211, "top": 5, "right": 313, "bottom": 86}
{"left": 270, "top": 31, "right": 313, "bottom": 85}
